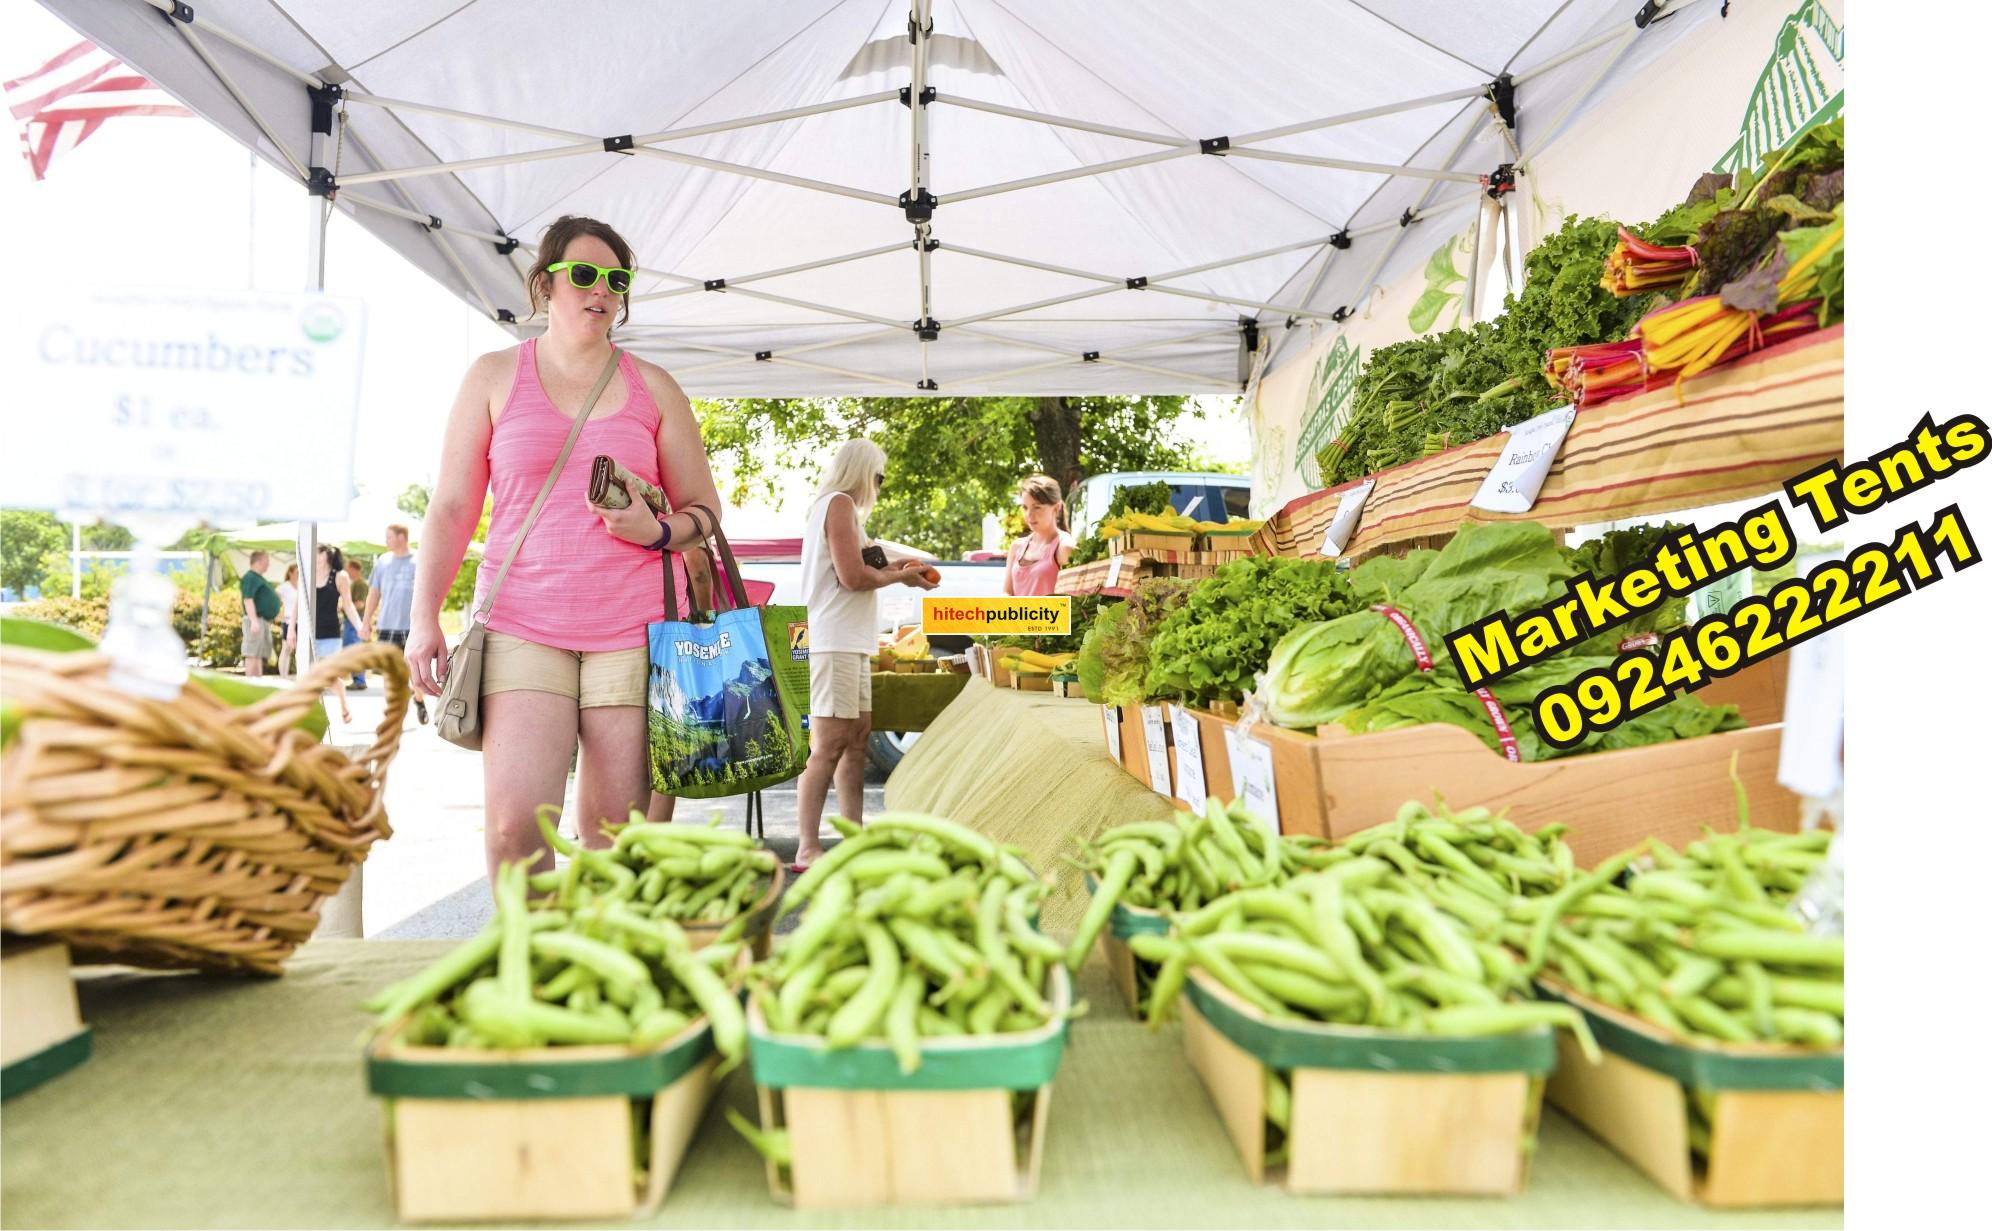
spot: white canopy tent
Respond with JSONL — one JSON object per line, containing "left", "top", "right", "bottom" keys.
{"left": 44, "top": 0, "right": 1716, "bottom": 399}
{"left": 38, "top": 0, "right": 1717, "bottom": 669}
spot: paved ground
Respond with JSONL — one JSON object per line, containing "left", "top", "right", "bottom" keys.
{"left": 324, "top": 681, "right": 881, "bottom": 940}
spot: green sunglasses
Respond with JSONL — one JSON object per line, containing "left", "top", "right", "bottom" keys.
{"left": 546, "top": 260, "right": 634, "bottom": 294}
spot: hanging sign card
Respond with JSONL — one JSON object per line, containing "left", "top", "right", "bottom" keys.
{"left": 1470, "top": 404, "right": 1577, "bottom": 514}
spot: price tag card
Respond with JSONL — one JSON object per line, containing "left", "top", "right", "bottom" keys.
{"left": 1102, "top": 705, "right": 1121, "bottom": 760}
{"left": 1470, "top": 404, "right": 1577, "bottom": 514}
{"left": 1224, "top": 727, "right": 1281, "bottom": 834}
{"left": 1778, "top": 627, "right": 1844, "bottom": 800}
{"left": 1318, "top": 480, "right": 1375, "bottom": 557}
{"left": 1170, "top": 704, "right": 1207, "bottom": 807}
{"left": 1140, "top": 705, "right": 1172, "bottom": 797}
{"left": 1106, "top": 553, "right": 1125, "bottom": 589}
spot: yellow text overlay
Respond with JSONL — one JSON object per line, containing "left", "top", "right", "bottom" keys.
{"left": 922, "top": 596, "right": 1071, "bottom": 635}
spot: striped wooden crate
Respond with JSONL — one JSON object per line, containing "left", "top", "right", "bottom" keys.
{"left": 1261, "top": 325, "right": 1843, "bottom": 561}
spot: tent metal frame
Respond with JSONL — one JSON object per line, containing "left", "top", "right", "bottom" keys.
{"left": 123, "top": 0, "right": 1700, "bottom": 401}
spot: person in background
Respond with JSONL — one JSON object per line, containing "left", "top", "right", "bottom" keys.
{"left": 314, "top": 544, "right": 367, "bottom": 724}
{"left": 792, "top": 438, "right": 938, "bottom": 872}
{"left": 238, "top": 550, "right": 281, "bottom": 677}
{"left": 277, "top": 562, "right": 301, "bottom": 677}
{"left": 366, "top": 523, "right": 426, "bottom": 724}
{"left": 402, "top": 214, "right": 725, "bottom": 888}
{"left": 342, "top": 559, "right": 371, "bottom": 691}
{"left": 1003, "top": 474, "right": 1075, "bottom": 597}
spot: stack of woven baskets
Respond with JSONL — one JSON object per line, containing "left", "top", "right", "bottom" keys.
{"left": 1, "top": 643, "right": 409, "bottom": 974}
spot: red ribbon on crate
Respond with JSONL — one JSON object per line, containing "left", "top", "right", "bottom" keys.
{"left": 1368, "top": 604, "right": 1521, "bottom": 763}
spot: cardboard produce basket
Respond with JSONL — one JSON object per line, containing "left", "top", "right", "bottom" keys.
{"left": 1539, "top": 981, "right": 1842, "bottom": 1208}
{"left": 1116, "top": 529, "right": 1196, "bottom": 555}
{"left": 1181, "top": 974, "right": 1556, "bottom": 1196}
{"left": 680, "top": 864, "right": 786, "bottom": 962}
{"left": 743, "top": 968, "right": 1072, "bottom": 1209}
{"left": 0, "top": 939, "right": 91, "bottom": 1101}
{"left": 366, "top": 1013, "right": 723, "bottom": 1222}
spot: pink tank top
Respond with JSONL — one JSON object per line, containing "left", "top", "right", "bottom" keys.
{"left": 476, "top": 339, "right": 665, "bottom": 651}
{"left": 1008, "top": 534, "right": 1067, "bottom": 597}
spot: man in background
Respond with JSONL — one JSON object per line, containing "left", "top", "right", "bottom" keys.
{"left": 366, "top": 523, "right": 425, "bottom": 724}
{"left": 238, "top": 550, "right": 281, "bottom": 678}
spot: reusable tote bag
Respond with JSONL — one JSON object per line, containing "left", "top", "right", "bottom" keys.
{"left": 647, "top": 507, "right": 810, "bottom": 797}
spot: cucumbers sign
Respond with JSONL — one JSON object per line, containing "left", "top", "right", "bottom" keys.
{"left": 6, "top": 288, "right": 367, "bottom": 521}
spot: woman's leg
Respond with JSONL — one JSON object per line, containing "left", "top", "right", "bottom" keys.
{"left": 575, "top": 705, "right": 650, "bottom": 849}
{"left": 794, "top": 716, "right": 857, "bottom": 865}
{"left": 834, "top": 711, "right": 873, "bottom": 826}
{"left": 645, "top": 793, "right": 679, "bottom": 823}
{"left": 342, "top": 618, "right": 366, "bottom": 688}
{"left": 481, "top": 689, "right": 581, "bottom": 885}
{"left": 315, "top": 637, "right": 351, "bottom": 722}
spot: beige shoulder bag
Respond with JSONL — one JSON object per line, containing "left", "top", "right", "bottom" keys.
{"left": 437, "top": 347, "right": 621, "bottom": 749}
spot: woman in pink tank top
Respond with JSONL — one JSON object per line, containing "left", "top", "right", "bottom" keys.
{"left": 404, "top": 216, "right": 725, "bottom": 885}
{"left": 1004, "top": 474, "right": 1075, "bottom": 597}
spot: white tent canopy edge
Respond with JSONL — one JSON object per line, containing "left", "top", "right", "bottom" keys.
{"left": 42, "top": 0, "right": 1717, "bottom": 399}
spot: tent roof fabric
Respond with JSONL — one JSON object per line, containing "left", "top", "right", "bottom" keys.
{"left": 44, "top": 0, "right": 1713, "bottom": 396}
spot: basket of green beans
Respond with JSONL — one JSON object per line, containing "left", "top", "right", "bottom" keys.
{"left": 1067, "top": 798, "right": 1347, "bottom": 1015}
{"left": 361, "top": 861, "right": 751, "bottom": 1221}
{"left": 731, "top": 814, "right": 1076, "bottom": 1207}
{"left": 1517, "top": 823, "right": 1842, "bottom": 1199}
{"left": 529, "top": 807, "right": 785, "bottom": 956}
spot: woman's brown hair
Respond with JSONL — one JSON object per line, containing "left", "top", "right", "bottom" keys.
{"left": 526, "top": 215, "right": 637, "bottom": 328}
{"left": 1018, "top": 474, "right": 1066, "bottom": 529}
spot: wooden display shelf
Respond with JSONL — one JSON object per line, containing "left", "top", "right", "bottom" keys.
{"left": 1255, "top": 326, "right": 1843, "bottom": 563}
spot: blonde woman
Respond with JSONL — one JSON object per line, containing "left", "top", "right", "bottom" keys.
{"left": 1003, "top": 473, "right": 1074, "bottom": 597}
{"left": 793, "top": 438, "right": 938, "bottom": 870}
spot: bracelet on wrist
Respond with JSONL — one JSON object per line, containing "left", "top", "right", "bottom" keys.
{"left": 647, "top": 517, "right": 673, "bottom": 551}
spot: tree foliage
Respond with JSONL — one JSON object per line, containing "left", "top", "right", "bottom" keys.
{"left": 694, "top": 395, "right": 1234, "bottom": 558}
{"left": 1, "top": 509, "right": 67, "bottom": 595}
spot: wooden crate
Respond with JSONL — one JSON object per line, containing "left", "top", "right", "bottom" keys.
{"left": 1094, "top": 892, "right": 1168, "bottom": 1018}
{"left": 1, "top": 939, "right": 90, "bottom": 1101}
{"left": 1181, "top": 975, "right": 1551, "bottom": 1195}
{"left": 744, "top": 969, "right": 1071, "bottom": 1209}
{"left": 1180, "top": 713, "right": 1330, "bottom": 837}
{"left": 1012, "top": 672, "right": 1054, "bottom": 692}
{"left": 1050, "top": 677, "right": 1087, "bottom": 699}
{"left": 1185, "top": 709, "right": 1236, "bottom": 806}
{"left": 1117, "top": 530, "right": 1196, "bottom": 555}
{"left": 368, "top": 1015, "right": 722, "bottom": 1222}
{"left": 1312, "top": 721, "right": 1798, "bottom": 867}
{"left": 1541, "top": 982, "right": 1842, "bottom": 1208}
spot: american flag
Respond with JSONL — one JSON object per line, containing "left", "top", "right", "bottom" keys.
{"left": 6, "top": 40, "right": 190, "bottom": 181}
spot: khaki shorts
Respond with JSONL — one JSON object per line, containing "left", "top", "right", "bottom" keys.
{"left": 483, "top": 631, "right": 648, "bottom": 708}
{"left": 809, "top": 651, "right": 873, "bottom": 720}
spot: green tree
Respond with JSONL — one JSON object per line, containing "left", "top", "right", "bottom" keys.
{"left": 79, "top": 520, "right": 136, "bottom": 551}
{"left": 396, "top": 484, "right": 430, "bottom": 519}
{"left": 0, "top": 509, "right": 67, "bottom": 595}
{"left": 693, "top": 395, "right": 1230, "bottom": 557}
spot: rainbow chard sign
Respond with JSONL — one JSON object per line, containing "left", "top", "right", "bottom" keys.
{"left": 1294, "top": 334, "right": 1362, "bottom": 490}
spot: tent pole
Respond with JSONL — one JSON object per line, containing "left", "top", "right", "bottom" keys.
{"left": 628, "top": 243, "right": 907, "bottom": 305}
{"left": 170, "top": 21, "right": 308, "bottom": 180}
{"left": 341, "top": 123, "right": 498, "bottom": 318}
{"left": 664, "top": 326, "right": 907, "bottom": 374}
{"left": 1521, "top": 29, "right": 1642, "bottom": 163}
{"left": 1510, "top": 1, "right": 1708, "bottom": 87}
{"left": 1223, "top": 148, "right": 1482, "bottom": 183}
{"left": 136, "top": 0, "right": 324, "bottom": 88}
{"left": 937, "top": 95, "right": 1190, "bottom": 147}
{"left": 951, "top": 327, "right": 1214, "bottom": 385}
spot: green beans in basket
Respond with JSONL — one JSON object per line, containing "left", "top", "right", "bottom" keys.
{"left": 746, "top": 813, "right": 1078, "bottom": 1072}
{"left": 524, "top": 806, "right": 780, "bottom": 938}
{"left": 361, "top": 861, "right": 748, "bottom": 1059}
{"left": 1512, "top": 823, "right": 1841, "bottom": 1049}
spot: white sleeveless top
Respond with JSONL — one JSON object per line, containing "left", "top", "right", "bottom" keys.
{"left": 801, "top": 491, "right": 877, "bottom": 653}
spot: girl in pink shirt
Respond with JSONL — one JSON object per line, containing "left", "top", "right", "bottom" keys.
{"left": 1004, "top": 474, "right": 1075, "bottom": 597}
{"left": 405, "top": 216, "right": 725, "bottom": 885}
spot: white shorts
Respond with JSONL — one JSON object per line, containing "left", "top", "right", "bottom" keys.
{"left": 809, "top": 651, "right": 873, "bottom": 720}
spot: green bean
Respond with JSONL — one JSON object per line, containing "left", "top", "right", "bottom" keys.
{"left": 780, "top": 875, "right": 854, "bottom": 975}
{"left": 1238, "top": 963, "right": 1365, "bottom": 1014}
{"left": 1690, "top": 929, "right": 1843, "bottom": 969}
{"left": 1771, "top": 1007, "right": 1843, "bottom": 1046}
{"left": 1526, "top": 852, "right": 1635, "bottom": 972}
{"left": 1705, "top": 974, "right": 1842, "bottom": 1016}
{"left": 1552, "top": 932, "right": 1639, "bottom": 1001}
{"left": 918, "top": 1006, "right": 965, "bottom": 1036}
{"left": 665, "top": 947, "right": 744, "bottom": 1060}
{"left": 529, "top": 932, "right": 649, "bottom": 1004}
{"left": 1421, "top": 1002, "right": 1599, "bottom": 1064}
{"left": 496, "top": 863, "right": 533, "bottom": 1002}
{"left": 725, "top": 1108, "right": 792, "bottom": 1168}
{"left": 1672, "top": 994, "right": 1753, "bottom": 1043}
{"left": 1186, "top": 939, "right": 1288, "bottom": 1017}
{"left": 975, "top": 879, "right": 1047, "bottom": 1014}
{"left": 886, "top": 970, "right": 925, "bottom": 1073}
{"left": 1372, "top": 890, "right": 1482, "bottom": 982}
{"left": 1631, "top": 989, "right": 1688, "bottom": 1035}
{"left": 1005, "top": 889, "right": 1064, "bottom": 964}
{"left": 1201, "top": 932, "right": 1345, "bottom": 984}
{"left": 1264, "top": 1068, "right": 1292, "bottom": 1131}
{"left": 843, "top": 850, "right": 952, "bottom": 884}
{"left": 826, "top": 923, "right": 901, "bottom": 1048}
{"left": 462, "top": 977, "right": 631, "bottom": 1046}
{"left": 1400, "top": 965, "right": 1503, "bottom": 1007}
{"left": 967, "top": 983, "right": 1012, "bottom": 1034}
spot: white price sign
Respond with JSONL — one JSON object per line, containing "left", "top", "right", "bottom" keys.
{"left": 1224, "top": 727, "right": 1281, "bottom": 835}
{"left": 1102, "top": 705, "right": 1121, "bottom": 759}
{"left": 1106, "top": 553, "right": 1125, "bottom": 589}
{"left": 1318, "top": 480, "right": 1375, "bottom": 557}
{"left": 1170, "top": 704, "right": 1207, "bottom": 807}
{"left": 5, "top": 289, "right": 366, "bottom": 520}
{"left": 1470, "top": 404, "right": 1576, "bottom": 514}
{"left": 1140, "top": 705, "right": 1172, "bottom": 797}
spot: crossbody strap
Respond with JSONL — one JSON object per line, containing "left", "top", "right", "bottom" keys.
{"left": 474, "top": 346, "right": 621, "bottom": 624}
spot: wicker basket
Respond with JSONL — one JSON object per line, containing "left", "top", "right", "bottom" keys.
{"left": 0, "top": 643, "right": 409, "bottom": 975}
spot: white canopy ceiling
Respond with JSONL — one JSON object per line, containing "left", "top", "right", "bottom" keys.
{"left": 43, "top": 0, "right": 1714, "bottom": 396}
